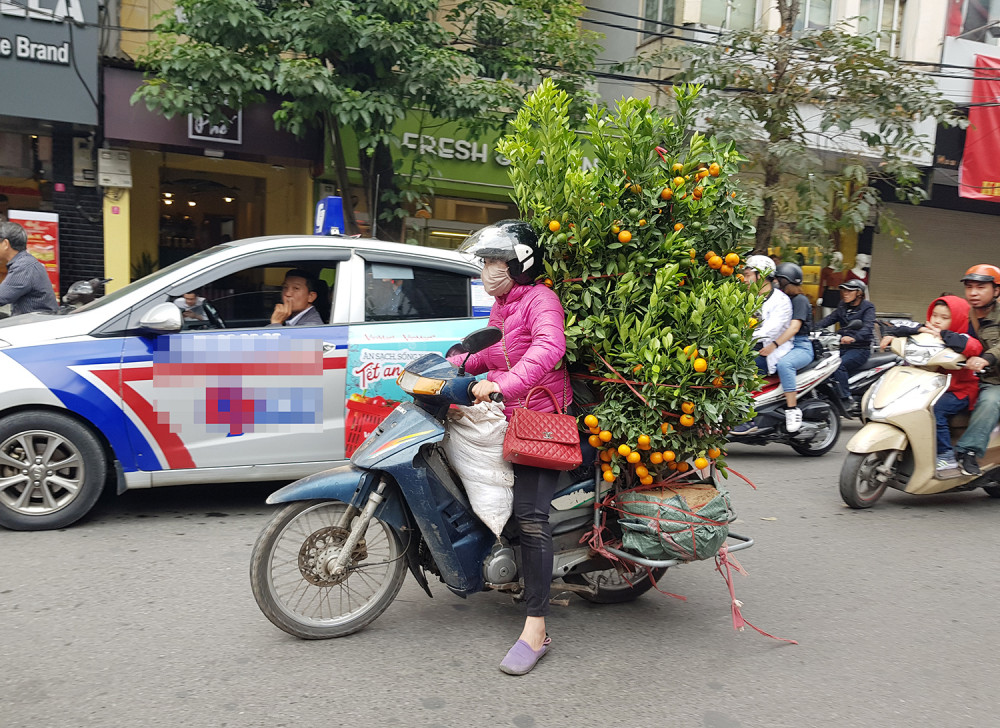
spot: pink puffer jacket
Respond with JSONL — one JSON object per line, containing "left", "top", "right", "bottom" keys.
{"left": 449, "top": 283, "right": 570, "bottom": 420}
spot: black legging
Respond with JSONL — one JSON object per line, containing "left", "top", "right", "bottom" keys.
{"left": 512, "top": 464, "right": 560, "bottom": 617}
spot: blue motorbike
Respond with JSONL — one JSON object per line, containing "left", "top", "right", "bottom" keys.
{"left": 250, "top": 326, "right": 751, "bottom": 639}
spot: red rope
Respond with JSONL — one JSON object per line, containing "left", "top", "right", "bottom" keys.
{"left": 722, "top": 466, "right": 757, "bottom": 490}
{"left": 571, "top": 372, "right": 734, "bottom": 391}
{"left": 715, "top": 545, "right": 798, "bottom": 644}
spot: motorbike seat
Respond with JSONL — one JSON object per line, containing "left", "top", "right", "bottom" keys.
{"left": 794, "top": 351, "right": 837, "bottom": 377}
{"left": 856, "top": 352, "right": 899, "bottom": 371}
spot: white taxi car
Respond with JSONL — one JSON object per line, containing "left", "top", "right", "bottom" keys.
{"left": 0, "top": 235, "right": 487, "bottom": 530}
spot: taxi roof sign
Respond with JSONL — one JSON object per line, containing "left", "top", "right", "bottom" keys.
{"left": 314, "top": 196, "right": 345, "bottom": 236}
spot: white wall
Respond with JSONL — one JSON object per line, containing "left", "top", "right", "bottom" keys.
{"left": 870, "top": 203, "right": 1000, "bottom": 317}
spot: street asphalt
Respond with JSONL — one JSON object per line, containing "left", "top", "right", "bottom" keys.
{"left": 3, "top": 419, "right": 999, "bottom": 728}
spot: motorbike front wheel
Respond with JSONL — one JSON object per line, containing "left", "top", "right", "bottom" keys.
{"left": 840, "top": 452, "right": 890, "bottom": 508}
{"left": 250, "top": 500, "right": 407, "bottom": 639}
{"left": 564, "top": 566, "right": 667, "bottom": 604}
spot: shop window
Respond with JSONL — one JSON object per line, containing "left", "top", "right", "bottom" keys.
{"left": 364, "top": 262, "right": 470, "bottom": 322}
{"left": 701, "top": 0, "right": 759, "bottom": 30}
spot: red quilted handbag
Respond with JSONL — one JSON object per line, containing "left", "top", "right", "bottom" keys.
{"left": 502, "top": 386, "right": 583, "bottom": 471}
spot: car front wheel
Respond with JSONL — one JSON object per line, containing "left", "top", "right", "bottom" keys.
{"left": 0, "top": 411, "right": 107, "bottom": 531}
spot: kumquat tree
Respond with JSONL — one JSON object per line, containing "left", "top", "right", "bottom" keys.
{"left": 497, "top": 80, "right": 762, "bottom": 486}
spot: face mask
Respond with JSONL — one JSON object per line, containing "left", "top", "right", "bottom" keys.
{"left": 482, "top": 261, "right": 514, "bottom": 297}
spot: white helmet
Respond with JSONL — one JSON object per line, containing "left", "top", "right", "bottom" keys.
{"left": 743, "top": 254, "right": 776, "bottom": 280}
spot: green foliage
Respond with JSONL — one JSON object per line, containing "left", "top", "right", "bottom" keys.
{"left": 133, "top": 0, "right": 601, "bottom": 240}
{"left": 624, "top": 1, "right": 965, "bottom": 254}
{"left": 130, "top": 251, "right": 158, "bottom": 281}
{"left": 498, "top": 80, "right": 761, "bottom": 477}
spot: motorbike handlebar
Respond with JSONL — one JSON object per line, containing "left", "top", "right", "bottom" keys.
{"left": 466, "top": 380, "right": 505, "bottom": 403}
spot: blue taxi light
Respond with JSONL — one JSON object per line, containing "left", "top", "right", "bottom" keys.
{"left": 314, "top": 196, "right": 346, "bottom": 236}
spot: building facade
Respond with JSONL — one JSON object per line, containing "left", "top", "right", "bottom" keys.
{"left": 0, "top": 0, "right": 104, "bottom": 296}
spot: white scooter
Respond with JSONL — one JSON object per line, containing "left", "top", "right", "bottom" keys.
{"left": 839, "top": 332, "right": 1000, "bottom": 508}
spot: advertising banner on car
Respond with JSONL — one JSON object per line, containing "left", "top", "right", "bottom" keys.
{"left": 8, "top": 209, "right": 59, "bottom": 295}
{"left": 344, "top": 319, "right": 486, "bottom": 455}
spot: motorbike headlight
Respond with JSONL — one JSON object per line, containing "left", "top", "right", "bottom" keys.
{"left": 865, "top": 373, "right": 947, "bottom": 420}
{"left": 397, "top": 370, "right": 446, "bottom": 396}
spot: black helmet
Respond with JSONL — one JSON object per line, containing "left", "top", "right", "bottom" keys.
{"left": 458, "top": 220, "right": 542, "bottom": 285}
{"left": 774, "top": 262, "right": 803, "bottom": 286}
{"left": 838, "top": 279, "right": 866, "bottom": 293}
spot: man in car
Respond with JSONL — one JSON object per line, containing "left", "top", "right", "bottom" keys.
{"left": 0, "top": 221, "right": 57, "bottom": 316}
{"left": 269, "top": 269, "right": 324, "bottom": 326}
{"left": 954, "top": 264, "right": 1000, "bottom": 477}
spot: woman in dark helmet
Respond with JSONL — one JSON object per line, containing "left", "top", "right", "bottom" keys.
{"left": 448, "top": 219, "right": 571, "bottom": 676}
{"left": 816, "top": 278, "right": 876, "bottom": 410}
{"left": 768, "top": 262, "right": 815, "bottom": 433}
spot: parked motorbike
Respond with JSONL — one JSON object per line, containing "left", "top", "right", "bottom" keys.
{"left": 57, "top": 277, "right": 110, "bottom": 314}
{"left": 249, "top": 326, "right": 753, "bottom": 639}
{"left": 840, "top": 332, "right": 1000, "bottom": 508}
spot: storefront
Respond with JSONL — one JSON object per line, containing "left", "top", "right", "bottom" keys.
{"left": 335, "top": 116, "right": 525, "bottom": 247}
{"left": 102, "top": 67, "right": 322, "bottom": 289}
{"left": 0, "top": 0, "right": 102, "bottom": 295}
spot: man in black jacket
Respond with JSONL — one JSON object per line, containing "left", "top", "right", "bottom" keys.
{"left": 816, "top": 279, "right": 876, "bottom": 409}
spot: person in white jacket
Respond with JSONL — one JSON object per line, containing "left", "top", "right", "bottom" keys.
{"left": 731, "top": 255, "right": 792, "bottom": 435}
{"left": 744, "top": 255, "right": 792, "bottom": 373}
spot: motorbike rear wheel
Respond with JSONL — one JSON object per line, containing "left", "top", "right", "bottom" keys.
{"left": 790, "top": 404, "right": 841, "bottom": 457}
{"left": 564, "top": 566, "right": 667, "bottom": 604}
{"left": 250, "top": 500, "right": 407, "bottom": 639}
{"left": 840, "top": 452, "right": 890, "bottom": 508}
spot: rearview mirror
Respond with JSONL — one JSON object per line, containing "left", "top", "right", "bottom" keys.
{"left": 461, "top": 326, "right": 502, "bottom": 355}
{"left": 845, "top": 319, "right": 864, "bottom": 331}
{"left": 138, "top": 302, "right": 182, "bottom": 334}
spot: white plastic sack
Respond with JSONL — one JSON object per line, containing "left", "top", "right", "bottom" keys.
{"left": 442, "top": 401, "right": 514, "bottom": 536}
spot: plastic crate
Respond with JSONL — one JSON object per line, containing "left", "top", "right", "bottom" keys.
{"left": 345, "top": 398, "right": 398, "bottom": 456}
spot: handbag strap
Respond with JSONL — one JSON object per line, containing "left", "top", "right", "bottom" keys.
{"left": 522, "top": 386, "right": 563, "bottom": 414}
{"left": 500, "top": 318, "right": 570, "bottom": 411}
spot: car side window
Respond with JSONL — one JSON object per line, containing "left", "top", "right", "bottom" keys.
{"left": 364, "top": 262, "right": 470, "bottom": 322}
{"left": 126, "top": 258, "right": 339, "bottom": 332}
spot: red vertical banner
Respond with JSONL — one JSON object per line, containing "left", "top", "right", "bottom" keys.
{"left": 959, "top": 54, "right": 1000, "bottom": 201}
{"left": 8, "top": 210, "right": 60, "bottom": 296}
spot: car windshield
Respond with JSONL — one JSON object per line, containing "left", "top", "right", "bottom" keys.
{"left": 65, "top": 246, "right": 229, "bottom": 315}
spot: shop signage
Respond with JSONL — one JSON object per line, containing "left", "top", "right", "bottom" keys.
{"left": 0, "top": 0, "right": 98, "bottom": 126}
{"left": 188, "top": 110, "right": 243, "bottom": 145}
{"left": 8, "top": 209, "right": 59, "bottom": 296}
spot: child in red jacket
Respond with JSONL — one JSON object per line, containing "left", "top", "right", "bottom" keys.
{"left": 880, "top": 295, "right": 983, "bottom": 473}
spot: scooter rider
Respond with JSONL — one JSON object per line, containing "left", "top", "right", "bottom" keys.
{"left": 744, "top": 255, "right": 792, "bottom": 375}
{"left": 954, "top": 264, "right": 1000, "bottom": 477}
{"left": 450, "top": 219, "right": 570, "bottom": 675}
{"left": 731, "top": 255, "right": 791, "bottom": 434}
{"left": 767, "top": 262, "right": 815, "bottom": 434}
{"left": 816, "top": 279, "right": 876, "bottom": 411}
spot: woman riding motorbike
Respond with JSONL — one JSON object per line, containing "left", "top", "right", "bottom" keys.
{"left": 449, "top": 220, "right": 571, "bottom": 676}
{"left": 732, "top": 255, "right": 792, "bottom": 434}
{"left": 766, "top": 262, "right": 815, "bottom": 434}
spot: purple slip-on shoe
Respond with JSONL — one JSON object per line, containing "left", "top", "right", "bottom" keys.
{"left": 499, "top": 637, "right": 552, "bottom": 676}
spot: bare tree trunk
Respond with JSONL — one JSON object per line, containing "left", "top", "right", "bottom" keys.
{"left": 359, "top": 140, "right": 403, "bottom": 242}
{"left": 754, "top": 0, "right": 799, "bottom": 253}
{"left": 755, "top": 158, "right": 782, "bottom": 253}
{"left": 326, "top": 114, "right": 360, "bottom": 236}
